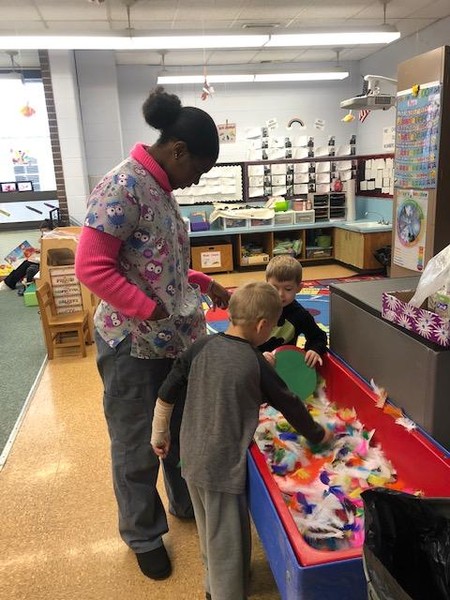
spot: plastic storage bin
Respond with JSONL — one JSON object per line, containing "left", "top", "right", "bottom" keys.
{"left": 294, "top": 210, "right": 315, "bottom": 224}
{"left": 274, "top": 211, "right": 295, "bottom": 226}
{"left": 306, "top": 246, "right": 332, "bottom": 258}
{"left": 249, "top": 217, "right": 274, "bottom": 228}
{"left": 219, "top": 217, "right": 249, "bottom": 230}
{"left": 247, "top": 353, "right": 450, "bottom": 600}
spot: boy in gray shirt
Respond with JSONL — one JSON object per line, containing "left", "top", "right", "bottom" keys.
{"left": 151, "top": 281, "right": 331, "bottom": 600}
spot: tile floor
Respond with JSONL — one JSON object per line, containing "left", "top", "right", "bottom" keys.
{"left": 0, "top": 263, "right": 357, "bottom": 600}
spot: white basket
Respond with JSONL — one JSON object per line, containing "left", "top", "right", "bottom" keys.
{"left": 294, "top": 210, "right": 315, "bottom": 224}
{"left": 274, "top": 211, "right": 295, "bottom": 226}
{"left": 219, "top": 217, "right": 250, "bottom": 230}
{"left": 249, "top": 217, "right": 274, "bottom": 228}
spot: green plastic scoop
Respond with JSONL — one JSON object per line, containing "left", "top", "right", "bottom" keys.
{"left": 274, "top": 345, "right": 317, "bottom": 401}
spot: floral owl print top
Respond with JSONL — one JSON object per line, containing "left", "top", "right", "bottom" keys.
{"left": 84, "top": 144, "right": 206, "bottom": 359}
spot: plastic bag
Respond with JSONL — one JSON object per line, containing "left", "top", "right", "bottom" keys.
{"left": 361, "top": 488, "right": 450, "bottom": 600}
{"left": 409, "top": 244, "right": 450, "bottom": 307}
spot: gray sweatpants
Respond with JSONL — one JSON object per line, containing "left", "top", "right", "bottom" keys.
{"left": 96, "top": 331, "right": 193, "bottom": 553}
{"left": 187, "top": 482, "right": 251, "bottom": 600}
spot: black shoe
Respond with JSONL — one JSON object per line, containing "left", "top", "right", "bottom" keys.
{"left": 205, "top": 594, "right": 212, "bottom": 600}
{"left": 136, "top": 544, "right": 172, "bottom": 580}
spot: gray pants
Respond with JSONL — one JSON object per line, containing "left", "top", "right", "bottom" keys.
{"left": 96, "top": 331, "right": 193, "bottom": 553}
{"left": 187, "top": 482, "right": 251, "bottom": 600}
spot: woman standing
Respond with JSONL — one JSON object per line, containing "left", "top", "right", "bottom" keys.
{"left": 75, "top": 87, "right": 229, "bottom": 580}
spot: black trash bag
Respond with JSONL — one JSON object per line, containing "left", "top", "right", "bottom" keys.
{"left": 373, "top": 245, "right": 391, "bottom": 267}
{"left": 361, "top": 488, "right": 450, "bottom": 600}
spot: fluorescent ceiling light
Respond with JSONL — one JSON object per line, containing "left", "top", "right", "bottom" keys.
{"left": 158, "top": 72, "right": 349, "bottom": 85}
{"left": 158, "top": 74, "right": 255, "bottom": 84}
{"left": 0, "top": 30, "right": 399, "bottom": 51}
{"left": 267, "top": 31, "right": 400, "bottom": 47}
{"left": 255, "top": 72, "right": 348, "bottom": 82}
{"left": 0, "top": 71, "right": 23, "bottom": 80}
{"left": 0, "top": 35, "right": 269, "bottom": 51}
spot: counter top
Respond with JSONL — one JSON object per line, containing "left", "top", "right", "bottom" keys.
{"left": 337, "top": 220, "right": 392, "bottom": 233}
{"left": 330, "top": 276, "right": 420, "bottom": 314}
{"left": 189, "top": 219, "right": 392, "bottom": 237}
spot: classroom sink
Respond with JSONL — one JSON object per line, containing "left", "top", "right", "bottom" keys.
{"left": 347, "top": 220, "right": 392, "bottom": 230}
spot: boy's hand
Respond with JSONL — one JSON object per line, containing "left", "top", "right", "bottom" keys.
{"left": 151, "top": 436, "right": 170, "bottom": 459}
{"left": 304, "top": 349, "right": 323, "bottom": 368}
{"left": 309, "top": 427, "right": 334, "bottom": 453}
{"left": 320, "top": 428, "right": 334, "bottom": 446}
{"left": 208, "top": 280, "right": 230, "bottom": 309}
{"left": 263, "top": 351, "right": 276, "bottom": 366}
{"left": 150, "top": 399, "right": 174, "bottom": 459}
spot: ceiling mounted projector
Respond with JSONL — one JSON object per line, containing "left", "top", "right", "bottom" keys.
{"left": 340, "top": 74, "right": 397, "bottom": 111}
{"left": 340, "top": 94, "right": 396, "bottom": 110}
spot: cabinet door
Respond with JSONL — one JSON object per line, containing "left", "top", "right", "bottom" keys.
{"left": 362, "top": 232, "right": 392, "bottom": 270}
{"left": 334, "top": 229, "right": 364, "bottom": 268}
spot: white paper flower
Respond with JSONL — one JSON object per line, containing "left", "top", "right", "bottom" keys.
{"left": 398, "top": 314, "right": 413, "bottom": 330}
{"left": 414, "top": 316, "right": 433, "bottom": 338}
{"left": 418, "top": 310, "right": 436, "bottom": 326}
{"left": 402, "top": 303, "right": 417, "bottom": 318}
{"left": 433, "top": 322, "right": 450, "bottom": 347}
{"left": 384, "top": 294, "right": 400, "bottom": 310}
{"left": 383, "top": 309, "right": 398, "bottom": 323}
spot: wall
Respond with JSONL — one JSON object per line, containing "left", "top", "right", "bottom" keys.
{"left": 48, "top": 50, "right": 91, "bottom": 226}
{"left": 356, "top": 15, "right": 450, "bottom": 155}
{"left": 75, "top": 51, "right": 125, "bottom": 191}
{"left": 49, "top": 16, "right": 450, "bottom": 224}
{"left": 116, "top": 62, "right": 360, "bottom": 163}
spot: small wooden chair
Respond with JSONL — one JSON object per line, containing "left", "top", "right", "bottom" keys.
{"left": 36, "top": 281, "right": 92, "bottom": 359}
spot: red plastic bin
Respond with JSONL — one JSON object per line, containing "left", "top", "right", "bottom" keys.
{"left": 248, "top": 352, "right": 450, "bottom": 599}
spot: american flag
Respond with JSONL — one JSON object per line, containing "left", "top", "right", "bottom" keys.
{"left": 358, "top": 109, "right": 371, "bottom": 123}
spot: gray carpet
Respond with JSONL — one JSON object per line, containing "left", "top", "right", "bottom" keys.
{"left": 0, "top": 287, "right": 46, "bottom": 457}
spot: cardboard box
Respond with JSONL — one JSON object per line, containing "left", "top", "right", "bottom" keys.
{"left": 240, "top": 253, "right": 270, "bottom": 266}
{"left": 248, "top": 353, "right": 450, "bottom": 600}
{"left": 191, "top": 244, "right": 233, "bottom": 273}
{"left": 381, "top": 290, "right": 450, "bottom": 348}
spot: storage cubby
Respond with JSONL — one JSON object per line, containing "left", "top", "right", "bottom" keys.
{"left": 304, "top": 228, "right": 334, "bottom": 261}
{"left": 273, "top": 230, "right": 304, "bottom": 259}
{"left": 308, "top": 192, "right": 347, "bottom": 222}
{"left": 236, "top": 231, "right": 273, "bottom": 267}
{"left": 38, "top": 227, "right": 99, "bottom": 339}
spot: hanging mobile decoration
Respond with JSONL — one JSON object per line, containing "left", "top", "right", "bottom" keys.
{"left": 341, "top": 110, "right": 355, "bottom": 123}
{"left": 200, "top": 66, "right": 215, "bottom": 101}
{"left": 20, "top": 102, "right": 36, "bottom": 117}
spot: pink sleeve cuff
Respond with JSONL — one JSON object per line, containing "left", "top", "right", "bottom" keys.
{"left": 188, "top": 269, "right": 212, "bottom": 294}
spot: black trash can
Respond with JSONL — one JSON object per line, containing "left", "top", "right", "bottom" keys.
{"left": 373, "top": 245, "right": 392, "bottom": 277}
{"left": 361, "top": 488, "right": 450, "bottom": 600}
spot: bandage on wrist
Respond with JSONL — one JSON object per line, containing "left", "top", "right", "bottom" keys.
{"left": 151, "top": 399, "right": 174, "bottom": 447}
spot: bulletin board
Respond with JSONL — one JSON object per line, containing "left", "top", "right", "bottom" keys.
{"left": 391, "top": 45, "right": 450, "bottom": 278}
{"left": 173, "top": 163, "right": 243, "bottom": 205}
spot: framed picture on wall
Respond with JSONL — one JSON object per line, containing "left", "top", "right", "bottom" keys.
{"left": 0, "top": 182, "right": 18, "bottom": 193}
{"left": 17, "top": 180, "right": 34, "bottom": 192}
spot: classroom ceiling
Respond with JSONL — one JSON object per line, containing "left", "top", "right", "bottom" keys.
{"left": 0, "top": 0, "right": 449, "bottom": 69}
